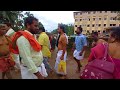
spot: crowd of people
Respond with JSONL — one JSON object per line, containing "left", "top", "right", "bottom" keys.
{"left": 0, "top": 16, "right": 120, "bottom": 79}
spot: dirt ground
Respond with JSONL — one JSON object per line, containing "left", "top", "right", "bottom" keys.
{"left": 0, "top": 47, "right": 90, "bottom": 79}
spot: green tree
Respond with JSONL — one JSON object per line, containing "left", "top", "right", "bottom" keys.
{"left": 51, "top": 23, "right": 74, "bottom": 36}
{"left": 23, "top": 12, "right": 44, "bottom": 29}
{"left": 0, "top": 11, "right": 24, "bottom": 31}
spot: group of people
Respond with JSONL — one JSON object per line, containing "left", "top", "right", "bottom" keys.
{"left": 0, "top": 15, "right": 120, "bottom": 79}
{"left": 0, "top": 16, "right": 69, "bottom": 79}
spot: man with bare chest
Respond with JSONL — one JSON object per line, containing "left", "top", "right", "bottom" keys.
{"left": 0, "top": 24, "right": 14, "bottom": 79}
{"left": 54, "top": 25, "right": 68, "bottom": 78}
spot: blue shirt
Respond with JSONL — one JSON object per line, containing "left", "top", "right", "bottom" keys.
{"left": 75, "top": 34, "right": 87, "bottom": 51}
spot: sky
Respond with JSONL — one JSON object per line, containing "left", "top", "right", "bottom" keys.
{"left": 23, "top": 11, "right": 76, "bottom": 32}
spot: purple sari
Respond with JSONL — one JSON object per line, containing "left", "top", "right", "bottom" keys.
{"left": 88, "top": 43, "right": 120, "bottom": 79}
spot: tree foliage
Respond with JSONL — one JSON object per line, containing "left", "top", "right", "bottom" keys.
{"left": 51, "top": 23, "right": 74, "bottom": 36}
{"left": 0, "top": 11, "right": 44, "bottom": 31}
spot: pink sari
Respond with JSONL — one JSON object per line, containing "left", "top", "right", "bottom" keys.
{"left": 88, "top": 43, "right": 120, "bottom": 79}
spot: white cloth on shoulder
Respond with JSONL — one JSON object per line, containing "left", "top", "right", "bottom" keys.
{"left": 73, "top": 50, "right": 85, "bottom": 60}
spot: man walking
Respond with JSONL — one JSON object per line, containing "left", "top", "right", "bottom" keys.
{"left": 73, "top": 26, "right": 87, "bottom": 73}
{"left": 54, "top": 25, "right": 68, "bottom": 79}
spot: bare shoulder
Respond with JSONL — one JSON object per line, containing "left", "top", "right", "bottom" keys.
{"left": 97, "top": 39, "right": 107, "bottom": 44}
{"left": 60, "top": 34, "right": 66, "bottom": 40}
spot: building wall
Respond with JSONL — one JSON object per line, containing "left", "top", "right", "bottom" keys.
{"left": 73, "top": 11, "right": 120, "bottom": 34}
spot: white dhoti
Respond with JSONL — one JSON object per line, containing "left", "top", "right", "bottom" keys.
{"left": 13, "top": 54, "right": 21, "bottom": 69}
{"left": 20, "top": 63, "right": 48, "bottom": 79}
{"left": 54, "top": 50, "right": 67, "bottom": 74}
{"left": 73, "top": 50, "right": 85, "bottom": 60}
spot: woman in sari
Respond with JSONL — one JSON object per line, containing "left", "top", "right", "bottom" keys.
{"left": 88, "top": 27, "right": 120, "bottom": 79}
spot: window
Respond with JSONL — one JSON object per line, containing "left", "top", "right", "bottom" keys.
{"left": 104, "top": 18, "right": 107, "bottom": 20}
{"left": 75, "top": 13, "right": 78, "bottom": 15}
{"left": 110, "top": 17, "right": 113, "bottom": 20}
{"left": 110, "top": 24, "right": 112, "bottom": 26}
{"left": 103, "top": 31, "right": 105, "bottom": 33}
{"left": 75, "top": 25, "right": 77, "bottom": 27}
{"left": 80, "top": 12, "right": 82, "bottom": 15}
{"left": 87, "top": 25, "right": 90, "bottom": 27}
{"left": 113, "top": 24, "right": 116, "bottom": 26}
{"left": 98, "top": 24, "right": 101, "bottom": 27}
{"left": 92, "top": 24, "right": 95, "bottom": 27}
{"left": 112, "top": 11, "right": 116, "bottom": 13}
{"left": 99, "top": 18, "right": 101, "bottom": 20}
{"left": 113, "top": 18, "right": 116, "bottom": 20}
{"left": 111, "top": 11, "right": 114, "bottom": 13}
{"left": 75, "top": 19, "right": 78, "bottom": 21}
{"left": 104, "top": 24, "right": 106, "bottom": 27}
{"left": 93, "top": 11, "right": 96, "bottom": 14}
{"left": 93, "top": 18, "right": 95, "bottom": 21}
{"left": 88, "top": 12, "right": 90, "bottom": 14}
{"left": 88, "top": 18, "right": 90, "bottom": 21}
{"left": 80, "top": 19, "right": 82, "bottom": 21}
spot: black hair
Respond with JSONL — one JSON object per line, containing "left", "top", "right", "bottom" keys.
{"left": 77, "top": 26, "right": 83, "bottom": 32}
{"left": 59, "top": 24, "right": 66, "bottom": 33}
{"left": 24, "top": 16, "right": 38, "bottom": 27}
{"left": 110, "top": 27, "right": 120, "bottom": 42}
{"left": 4, "top": 22, "right": 11, "bottom": 27}
{"left": 39, "top": 27, "right": 45, "bottom": 32}
{"left": 94, "top": 32, "right": 98, "bottom": 36}
{"left": 0, "top": 24, "right": 6, "bottom": 29}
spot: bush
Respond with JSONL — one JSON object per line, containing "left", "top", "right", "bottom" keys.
{"left": 67, "top": 37, "right": 75, "bottom": 50}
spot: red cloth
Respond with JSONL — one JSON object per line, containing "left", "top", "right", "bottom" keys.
{"left": 10, "top": 30, "right": 41, "bottom": 54}
{"left": 88, "top": 43, "right": 105, "bottom": 62}
{"left": 0, "top": 55, "right": 15, "bottom": 72}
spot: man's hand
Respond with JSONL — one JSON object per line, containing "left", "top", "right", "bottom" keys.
{"left": 37, "top": 75, "right": 44, "bottom": 79}
{"left": 72, "top": 48, "right": 75, "bottom": 51}
{"left": 60, "top": 55, "right": 64, "bottom": 60}
{"left": 34, "top": 71, "right": 44, "bottom": 79}
{"left": 79, "top": 52, "right": 83, "bottom": 56}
